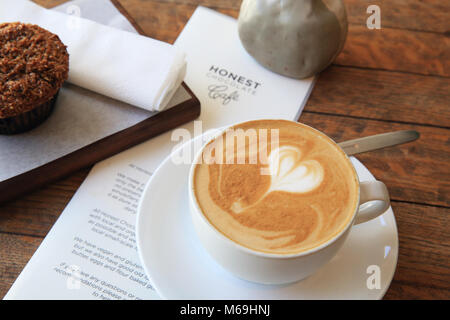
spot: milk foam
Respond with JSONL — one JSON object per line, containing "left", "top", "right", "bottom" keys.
{"left": 230, "top": 145, "right": 324, "bottom": 213}
{"left": 268, "top": 146, "right": 324, "bottom": 194}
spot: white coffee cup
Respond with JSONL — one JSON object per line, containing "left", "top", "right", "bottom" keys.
{"left": 188, "top": 121, "right": 390, "bottom": 285}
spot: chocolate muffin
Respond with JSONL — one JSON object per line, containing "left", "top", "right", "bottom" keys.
{"left": 0, "top": 22, "right": 69, "bottom": 134}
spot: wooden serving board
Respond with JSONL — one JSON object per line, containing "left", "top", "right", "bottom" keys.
{"left": 0, "top": 83, "right": 200, "bottom": 203}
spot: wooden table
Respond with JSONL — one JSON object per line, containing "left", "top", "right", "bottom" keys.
{"left": 0, "top": 0, "right": 448, "bottom": 299}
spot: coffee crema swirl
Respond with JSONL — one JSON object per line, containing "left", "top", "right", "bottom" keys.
{"left": 193, "top": 120, "right": 359, "bottom": 255}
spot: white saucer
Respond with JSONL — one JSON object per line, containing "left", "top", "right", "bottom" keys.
{"left": 136, "top": 131, "right": 399, "bottom": 299}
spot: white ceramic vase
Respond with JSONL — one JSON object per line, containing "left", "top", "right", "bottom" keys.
{"left": 238, "top": 0, "right": 348, "bottom": 79}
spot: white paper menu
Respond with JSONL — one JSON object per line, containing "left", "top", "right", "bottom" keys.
{"left": 4, "top": 5, "right": 315, "bottom": 299}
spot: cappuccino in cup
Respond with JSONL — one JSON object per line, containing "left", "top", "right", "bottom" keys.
{"left": 189, "top": 119, "right": 389, "bottom": 284}
{"left": 193, "top": 120, "right": 359, "bottom": 255}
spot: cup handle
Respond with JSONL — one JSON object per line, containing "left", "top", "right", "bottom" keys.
{"left": 354, "top": 181, "right": 390, "bottom": 225}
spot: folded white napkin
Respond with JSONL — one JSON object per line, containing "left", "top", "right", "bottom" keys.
{"left": 0, "top": 0, "right": 186, "bottom": 111}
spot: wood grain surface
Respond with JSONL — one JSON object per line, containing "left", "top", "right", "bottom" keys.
{"left": 1, "top": 0, "right": 449, "bottom": 300}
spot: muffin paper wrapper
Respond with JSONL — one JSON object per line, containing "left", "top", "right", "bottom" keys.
{"left": 0, "top": 91, "right": 58, "bottom": 135}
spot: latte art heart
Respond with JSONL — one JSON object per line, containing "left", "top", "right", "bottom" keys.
{"left": 229, "top": 146, "right": 324, "bottom": 213}
{"left": 268, "top": 146, "right": 324, "bottom": 194}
